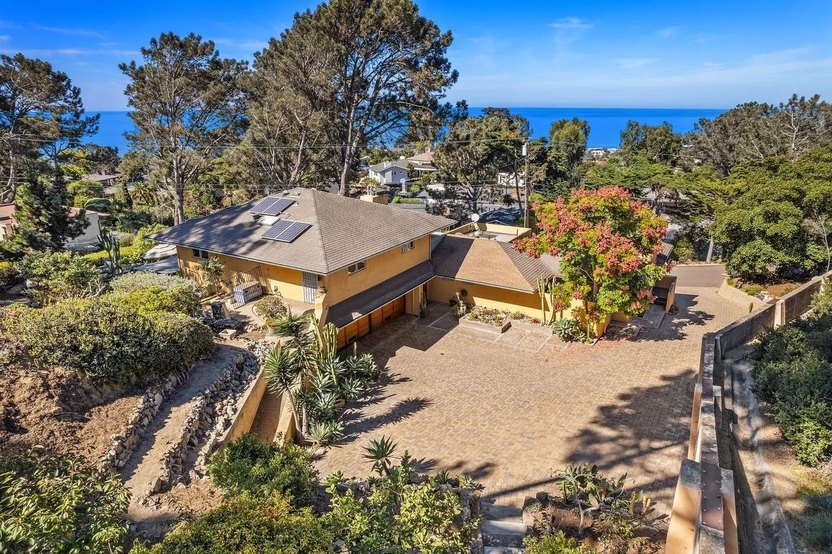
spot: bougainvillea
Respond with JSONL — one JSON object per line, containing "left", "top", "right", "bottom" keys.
{"left": 517, "top": 186, "right": 668, "bottom": 337}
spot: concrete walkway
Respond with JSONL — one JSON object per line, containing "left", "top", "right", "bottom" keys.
{"left": 315, "top": 286, "right": 748, "bottom": 515}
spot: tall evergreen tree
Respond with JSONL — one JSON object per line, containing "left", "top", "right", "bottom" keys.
{"left": 546, "top": 117, "right": 590, "bottom": 197}
{"left": 278, "top": 0, "right": 458, "bottom": 195}
{"left": 0, "top": 53, "right": 98, "bottom": 202}
{"left": 120, "top": 33, "right": 247, "bottom": 224}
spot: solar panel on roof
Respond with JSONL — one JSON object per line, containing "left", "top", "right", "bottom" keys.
{"left": 250, "top": 196, "right": 280, "bottom": 214}
{"left": 261, "top": 220, "right": 312, "bottom": 243}
{"left": 261, "top": 219, "right": 294, "bottom": 240}
{"left": 250, "top": 196, "right": 295, "bottom": 216}
{"left": 275, "top": 221, "right": 311, "bottom": 242}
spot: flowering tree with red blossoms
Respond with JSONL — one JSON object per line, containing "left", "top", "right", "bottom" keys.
{"left": 517, "top": 186, "right": 668, "bottom": 338}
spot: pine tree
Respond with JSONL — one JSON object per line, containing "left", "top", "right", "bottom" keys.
{"left": 7, "top": 176, "right": 85, "bottom": 254}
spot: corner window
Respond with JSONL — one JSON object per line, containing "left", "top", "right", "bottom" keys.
{"left": 347, "top": 260, "right": 366, "bottom": 274}
{"left": 401, "top": 241, "right": 414, "bottom": 253}
{"left": 192, "top": 249, "right": 209, "bottom": 260}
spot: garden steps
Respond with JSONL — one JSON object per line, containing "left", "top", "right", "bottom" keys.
{"left": 481, "top": 501, "right": 526, "bottom": 550}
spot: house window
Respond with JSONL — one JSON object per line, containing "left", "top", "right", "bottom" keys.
{"left": 401, "top": 241, "right": 414, "bottom": 253}
{"left": 192, "top": 249, "right": 209, "bottom": 260}
{"left": 347, "top": 260, "right": 366, "bottom": 274}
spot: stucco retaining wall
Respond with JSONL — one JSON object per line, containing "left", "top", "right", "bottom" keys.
{"left": 667, "top": 270, "right": 831, "bottom": 553}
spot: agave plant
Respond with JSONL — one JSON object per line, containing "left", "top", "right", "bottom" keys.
{"left": 308, "top": 420, "right": 344, "bottom": 446}
{"left": 363, "top": 435, "right": 397, "bottom": 476}
{"left": 339, "top": 376, "right": 367, "bottom": 400}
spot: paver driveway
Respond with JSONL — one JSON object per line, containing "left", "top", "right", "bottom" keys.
{"left": 314, "top": 286, "right": 747, "bottom": 514}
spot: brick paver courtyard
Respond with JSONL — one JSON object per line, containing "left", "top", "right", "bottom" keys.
{"left": 314, "top": 285, "right": 747, "bottom": 514}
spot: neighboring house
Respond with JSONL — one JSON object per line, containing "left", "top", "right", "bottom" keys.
{"left": 0, "top": 204, "right": 15, "bottom": 241}
{"left": 406, "top": 150, "right": 437, "bottom": 179}
{"left": 0, "top": 203, "right": 105, "bottom": 251}
{"left": 82, "top": 173, "right": 122, "bottom": 197}
{"left": 496, "top": 172, "right": 525, "bottom": 188}
{"left": 152, "top": 188, "right": 564, "bottom": 349}
{"left": 368, "top": 160, "right": 410, "bottom": 187}
{"left": 64, "top": 208, "right": 108, "bottom": 252}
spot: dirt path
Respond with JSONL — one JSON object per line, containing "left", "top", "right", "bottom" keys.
{"left": 121, "top": 344, "right": 247, "bottom": 534}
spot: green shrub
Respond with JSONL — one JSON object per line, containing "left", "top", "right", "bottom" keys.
{"left": 67, "top": 179, "right": 104, "bottom": 207}
{"left": 111, "top": 271, "right": 199, "bottom": 295}
{"left": 150, "top": 313, "right": 214, "bottom": 372}
{"left": 672, "top": 236, "right": 695, "bottom": 263}
{"left": 553, "top": 318, "right": 583, "bottom": 342}
{"left": 2, "top": 297, "right": 212, "bottom": 382}
{"left": 0, "top": 260, "right": 18, "bottom": 288}
{"left": 209, "top": 434, "right": 318, "bottom": 507}
{"left": 132, "top": 494, "right": 331, "bottom": 554}
{"left": 523, "top": 531, "right": 593, "bottom": 554}
{"left": 106, "top": 284, "right": 201, "bottom": 317}
{"left": 18, "top": 251, "right": 104, "bottom": 304}
{"left": 811, "top": 284, "right": 832, "bottom": 316}
{"left": 753, "top": 314, "right": 832, "bottom": 467}
{"left": 743, "top": 284, "right": 766, "bottom": 296}
{"left": 254, "top": 295, "right": 288, "bottom": 321}
{"left": 323, "top": 439, "right": 479, "bottom": 552}
{"left": 0, "top": 447, "right": 129, "bottom": 553}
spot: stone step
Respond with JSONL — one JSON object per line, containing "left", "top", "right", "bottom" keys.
{"left": 482, "top": 518, "right": 526, "bottom": 536}
{"left": 484, "top": 547, "right": 524, "bottom": 554}
{"left": 483, "top": 530, "right": 525, "bottom": 548}
{"left": 482, "top": 502, "right": 523, "bottom": 520}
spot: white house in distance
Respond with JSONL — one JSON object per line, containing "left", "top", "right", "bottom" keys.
{"left": 368, "top": 160, "right": 410, "bottom": 186}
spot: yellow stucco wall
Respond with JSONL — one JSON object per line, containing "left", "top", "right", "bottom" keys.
{"left": 321, "top": 235, "right": 431, "bottom": 306}
{"left": 428, "top": 277, "right": 548, "bottom": 319}
{"left": 176, "top": 246, "right": 306, "bottom": 303}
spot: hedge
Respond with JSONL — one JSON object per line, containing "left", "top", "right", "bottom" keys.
{"left": 2, "top": 298, "right": 213, "bottom": 382}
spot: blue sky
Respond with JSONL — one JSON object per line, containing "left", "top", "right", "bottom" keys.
{"left": 1, "top": 0, "right": 831, "bottom": 111}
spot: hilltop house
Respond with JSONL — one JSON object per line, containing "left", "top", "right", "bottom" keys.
{"left": 152, "top": 189, "right": 561, "bottom": 348}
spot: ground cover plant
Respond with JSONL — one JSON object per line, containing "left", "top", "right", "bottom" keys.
{"left": 0, "top": 446, "right": 130, "bottom": 554}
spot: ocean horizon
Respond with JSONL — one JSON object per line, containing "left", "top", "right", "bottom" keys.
{"left": 90, "top": 107, "right": 726, "bottom": 154}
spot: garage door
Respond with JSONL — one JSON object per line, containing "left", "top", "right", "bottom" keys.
{"left": 336, "top": 294, "right": 407, "bottom": 349}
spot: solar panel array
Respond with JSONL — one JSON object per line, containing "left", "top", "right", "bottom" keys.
{"left": 262, "top": 220, "right": 312, "bottom": 243}
{"left": 250, "top": 196, "right": 295, "bottom": 216}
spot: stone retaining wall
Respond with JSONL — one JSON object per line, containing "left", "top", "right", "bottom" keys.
{"left": 157, "top": 350, "right": 260, "bottom": 491}
{"left": 99, "top": 369, "right": 190, "bottom": 473}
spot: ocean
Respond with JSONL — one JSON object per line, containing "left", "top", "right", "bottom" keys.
{"left": 89, "top": 107, "right": 727, "bottom": 153}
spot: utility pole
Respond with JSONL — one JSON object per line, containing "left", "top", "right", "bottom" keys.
{"left": 522, "top": 141, "right": 530, "bottom": 227}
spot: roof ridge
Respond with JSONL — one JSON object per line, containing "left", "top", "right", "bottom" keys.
{"left": 309, "top": 190, "right": 329, "bottom": 273}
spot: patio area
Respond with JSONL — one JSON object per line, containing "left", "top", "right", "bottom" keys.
{"left": 313, "top": 285, "right": 749, "bottom": 515}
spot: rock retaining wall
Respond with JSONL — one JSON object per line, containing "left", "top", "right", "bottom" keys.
{"left": 156, "top": 350, "right": 261, "bottom": 491}
{"left": 99, "top": 369, "right": 190, "bottom": 473}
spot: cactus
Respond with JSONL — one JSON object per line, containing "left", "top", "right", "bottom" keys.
{"left": 96, "top": 222, "right": 122, "bottom": 274}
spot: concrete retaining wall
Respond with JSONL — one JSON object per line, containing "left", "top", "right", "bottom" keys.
{"left": 667, "top": 270, "right": 831, "bottom": 554}
{"left": 217, "top": 369, "right": 267, "bottom": 448}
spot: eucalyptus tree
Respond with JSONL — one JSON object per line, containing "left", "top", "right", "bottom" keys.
{"left": 279, "top": 0, "right": 458, "bottom": 194}
{"left": 0, "top": 53, "right": 98, "bottom": 201}
{"left": 120, "top": 33, "right": 247, "bottom": 224}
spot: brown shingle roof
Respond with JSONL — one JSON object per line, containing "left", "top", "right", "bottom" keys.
{"left": 151, "top": 189, "right": 455, "bottom": 275}
{"left": 431, "top": 235, "right": 558, "bottom": 292}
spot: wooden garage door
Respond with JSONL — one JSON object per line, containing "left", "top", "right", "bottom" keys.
{"left": 337, "top": 294, "right": 407, "bottom": 349}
